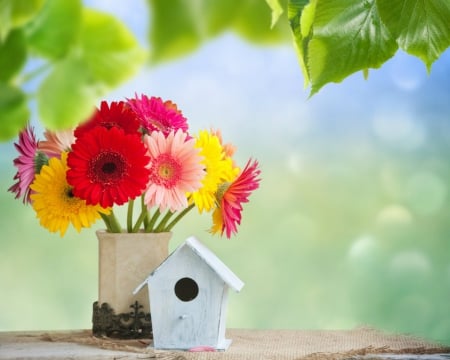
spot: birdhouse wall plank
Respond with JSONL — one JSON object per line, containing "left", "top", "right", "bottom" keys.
{"left": 218, "top": 285, "right": 230, "bottom": 343}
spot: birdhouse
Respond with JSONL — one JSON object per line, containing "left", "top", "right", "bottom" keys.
{"left": 133, "top": 236, "right": 244, "bottom": 350}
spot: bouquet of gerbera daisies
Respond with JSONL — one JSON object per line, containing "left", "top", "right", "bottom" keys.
{"left": 9, "top": 94, "right": 261, "bottom": 238}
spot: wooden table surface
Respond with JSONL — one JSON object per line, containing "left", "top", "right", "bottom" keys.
{"left": 0, "top": 328, "right": 449, "bottom": 360}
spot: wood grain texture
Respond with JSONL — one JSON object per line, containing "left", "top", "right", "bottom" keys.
{"left": 0, "top": 328, "right": 449, "bottom": 360}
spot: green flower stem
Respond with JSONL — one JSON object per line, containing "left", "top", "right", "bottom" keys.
{"left": 165, "top": 203, "right": 195, "bottom": 232}
{"left": 141, "top": 196, "right": 149, "bottom": 228}
{"left": 103, "top": 210, "right": 122, "bottom": 233}
{"left": 155, "top": 210, "right": 174, "bottom": 232}
{"left": 145, "top": 208, "right": 161, "bottom": 232}
{"left": 132, "top": 208, "right": 149, "bottom": 233}
{"left": 100, "top": 212, "right": 113, "bottom": 232}
{"left": 127, "top": 199, "right": 134, "bottom": 232}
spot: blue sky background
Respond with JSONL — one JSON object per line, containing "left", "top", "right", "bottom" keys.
{"left": 1, "top": 0, "right": 450, "bottom": 345}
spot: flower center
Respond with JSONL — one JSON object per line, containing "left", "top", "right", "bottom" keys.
{"left": 215, "top": 182, "right": 230, "bottom": 204}
{"left": 89, "top": 151, "right": 127, "bottom": 185}
{"left": 65, "top": 187, "right": 75, "bottom": 198}
{"left": 34, "top": 151, "right": 49, "bottom": 174}
{"left": 151, "top": 153, "right": 181, "bottom": 188}
{"left": 100, "top": 121, "right": 118, "bottom": 130}
{"left": 61, "top": 185, "right": 81, "bottom": 212}
{"left": 159, "top": 163, "right": 173, "bottom": 179}
{"left": 102, "top": 162, "right": 117, "bottom": 174}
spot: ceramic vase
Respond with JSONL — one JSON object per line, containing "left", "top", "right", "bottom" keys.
{"left": 96, "top": 230, "right": 171, "bottom": 315}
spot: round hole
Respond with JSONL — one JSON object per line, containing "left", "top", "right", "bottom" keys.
{"left": 174, "top": 277, "right": 199, "bottom": 302}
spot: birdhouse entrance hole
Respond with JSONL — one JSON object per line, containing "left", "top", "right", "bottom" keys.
{"left": 174, "top": 277, "right": 199, "bottom": 302}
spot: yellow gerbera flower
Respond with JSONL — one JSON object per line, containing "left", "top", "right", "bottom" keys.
{"left": 30, "top": 152, "right": 110, "bottom": 237}
{"left": 190, "top": 130, "right": 238, "bottom": 213}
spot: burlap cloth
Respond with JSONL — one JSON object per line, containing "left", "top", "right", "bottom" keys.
{"left": 13, "top": 327, "right": 449, "bottom": 360}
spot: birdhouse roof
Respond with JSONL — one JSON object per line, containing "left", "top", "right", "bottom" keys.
{"left": 134, "top": 236, "right": 244, "bottom": 295}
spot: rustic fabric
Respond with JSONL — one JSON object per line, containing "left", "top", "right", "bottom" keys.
{"left": 1, "top": 328, "right": 449, "bottom": 360}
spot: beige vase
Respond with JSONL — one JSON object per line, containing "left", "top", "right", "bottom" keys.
{"left": 96, "top": 230, "right": 171, "bottom": 315}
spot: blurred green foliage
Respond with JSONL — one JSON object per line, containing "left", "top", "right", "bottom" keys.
{"left": 0, "top": 0, "right": 146, "bottom": 141}
{"left": 148, "top": 0, "right": 290, "bottom": 63}
{"left": 1, "top": 0, "right": 449, "bottom": 140}
{"left": 0, "top": 0, "right": 290, "bottom": 141}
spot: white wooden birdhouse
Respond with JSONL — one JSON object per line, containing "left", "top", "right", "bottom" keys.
{"left": 133, "top": 236, "right": 244, "bottom": 351}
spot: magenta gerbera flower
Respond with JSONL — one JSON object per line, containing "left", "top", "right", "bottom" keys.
{"left": 143, "top": 129, "right": 205, "bottom": 212}
{"left": 74, "top": 101, "right": 141, "bottom": 139}
{"left": 67, "top": 126, "right": 150, "bottom": 208}
{"left": 9, "top": 125, "right": 48, "bottom": 204}
{"left": 128, "top": 94, "right": 189, "bottom": 136}
{"left": 211, "top": 159, "right": 261, "bottom": 238}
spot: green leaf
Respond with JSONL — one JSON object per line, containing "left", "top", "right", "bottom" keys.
{"left": 233, "top": 0, "right": 291, "bottom": 44}
{"left": 201, "top": 0, "right": 241, "bottom": 36}
{"left": 148, "top": 0, "right": 202, "bottom": 63}
{"left": 299, "top": 0, "right": 315, "bottom": 38}
{"left": 0, "top": 1, "right": 11, "bottom": 41}
{"left": 35, "top": 8, "right": 146, "bottom": 130}
{"left": 0, "top": 0, "right": 45, "bottom": 41}
{"left": 289, "top": 0, "right": 450, "bottom": 94}
{"left": 80, "top": 9, "right": 147, "bottom": 87}
{"left": 37, "top": 57, "right": 100, "bottom": 130}
{"left": 0, "top": 83, "right": 29, "bottom": 141}
{"left": 377, "top": 0, "right": 450, "bottom": 71}
{"left": 0, "top": 29, "right": 26, "bottom": 82}
{"left": 148, "top": 0, "right": 290, "bottom": 63}
{"left": 148, "top": 0, "right": 252, "bottom": 62}
{"left": 288, "top": 0, "right": 314, "bottom": 87}
{"left": 306, "top": 0, "right": 398, "bottom": 94}
{"left": 25, "top": 0, "right": 82, "bottom": 59}
{"left": 266, "top": 0, "right": 284, "bottom": 28}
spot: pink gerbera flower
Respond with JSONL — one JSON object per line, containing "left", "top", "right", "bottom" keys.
{"left": 128, "top": 94, "right": 189, "bottom": 136}
{"left": 74, "top": 101, "right": 140, "bottom": 138}
{"left": 38, "top": 129, "right": 75, "bottom": 158}
{"left": 211, "top": 159, "right": 261, "bottom": 238}
{"left": 143, "top": 129, "right": 205, "bottom": 212}
{"left": 67, "top": 126, "right": 150, "bottom": 208}
{"left": 9, "top": 125, "right": 48, "bottom": 204}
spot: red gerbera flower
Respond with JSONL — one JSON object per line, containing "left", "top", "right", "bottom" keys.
{"left": 211, "top": 159, "right": 261, "bottom": 238}
{"left": 127, "top": 94, "right": 189, "bottom": 136}
{"left": 74, "top": 101, "right": 140, "bottom": 138}
{"left": 67, "top": 126, "right": 150, "bottom": 208}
